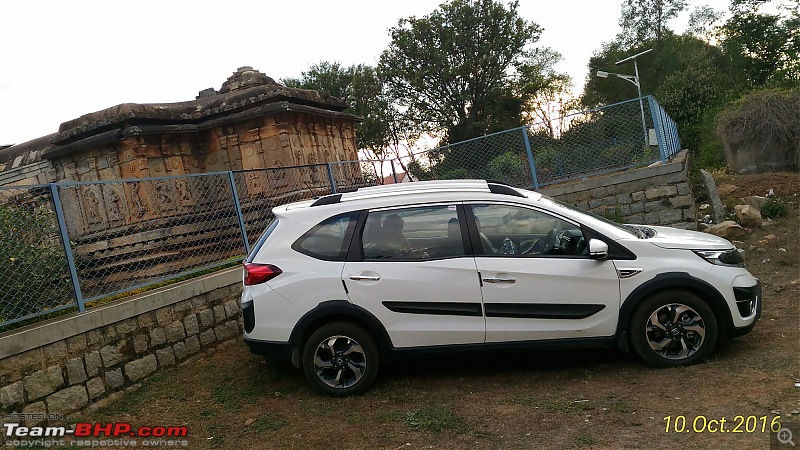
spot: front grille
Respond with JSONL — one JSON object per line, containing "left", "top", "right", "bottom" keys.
{"left": 243, "top": 301, "right": 255, "bottom": 333}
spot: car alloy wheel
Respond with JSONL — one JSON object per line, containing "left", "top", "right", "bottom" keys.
{"left": 302, "top": 322, "right": 379, "bottom": 396}
{"left": 630, "top": 290, "right": 718, "bottom": 367}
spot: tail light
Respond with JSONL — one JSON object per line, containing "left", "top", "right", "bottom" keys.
{"left": 243, "top": 263, "right": 282, "bottom": 286}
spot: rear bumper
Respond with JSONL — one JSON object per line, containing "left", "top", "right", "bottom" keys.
{"left": 243, "top": 335, "right": 293, "bottom": 359}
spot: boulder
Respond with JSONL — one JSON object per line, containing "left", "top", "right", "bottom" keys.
{"left": 741, "top": 196, "right": 767, "bottom": 210}
{"left": 734, "top": 204, "right": 762, "bottom": 228}
{"left": 705, "top": 221, "right": 746, "bottom": 239}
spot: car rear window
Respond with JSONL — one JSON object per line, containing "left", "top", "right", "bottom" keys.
{"left": 292, "top": 212, "right": 359, "bottom": 261}
{"left": 246, "top": 218, "right": 279, "bottom": 263}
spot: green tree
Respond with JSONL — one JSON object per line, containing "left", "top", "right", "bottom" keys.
{"left": 618, "top": 0, "right": 687, "bottom": 46}
{"left": 379, "top": 0, "right": 558, "bottom": 144}
{"left": 686, "top": 5, "right": 723, "bottom": 42}
{"left": 283, "top": 62, "right": 392, "bottom": 159}
{"left": 719, "top": 5, "right": 799, "bottom": 87}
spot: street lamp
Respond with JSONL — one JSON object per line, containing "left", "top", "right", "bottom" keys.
{"left": 596, "top": 48, "right": 653, "bottom": 145}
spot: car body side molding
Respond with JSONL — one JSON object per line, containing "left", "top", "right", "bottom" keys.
{"left": 484, "top": 303, "right": 606, "bottom": 319}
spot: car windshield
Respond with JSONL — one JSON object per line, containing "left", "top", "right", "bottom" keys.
{"left": 539, "top": 196, "right": 642, "bottom": 238}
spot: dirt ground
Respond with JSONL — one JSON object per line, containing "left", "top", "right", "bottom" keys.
{"left": 76, "top": 172, "right": 799, "bottom": 450}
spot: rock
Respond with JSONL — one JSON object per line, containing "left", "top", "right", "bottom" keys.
{"left": 779, "top": 248, "right": 787, "bottom": 252}
{"left": 765, "top": 234, "right": 777, "bottom": 241}
{"left": 46, "top": 385, "right": 88, "bottom": 414}
{"left": 100, "top": 344, "right": 124, "bottom": 368}
{"left": 717, "top": 184, "right": 738, "bottom": 196}
{"left": 165, "top": 322, "right": 186, "bottom": 343}
{"left": 24, "top": 366, "right": 64, "bottom": 401}
{"left": 741, "top": 196, "right": 767, "bottom": 210}
{"left": 732, "top": 240, "right": 745, "bottom": 248}
{"left": 86, "top": 377, "right": 106, "bottom": 399}
{"left": 705, "top": 221, "right": 746, "bottom": 239}
{"left": 245, "top": 418, "right": 256, "bottom": 427}
{"left": 699, "top": 203, "right": 711, "bottom": 210}
{"left": 0, "top": 381, "right": 24, "bottom": 409}
{"left": 762, "top": 218, "right": 774, "bottom": 227}
{"left": 173, "top": 342, "right": 188, "bottom": 361}
{"left": 734, "top": 204, "right": 762, "bottom": 228}
{"left": 105, "top": 369, "right": 124, "bottom": 389}
{"left": 124, "top": 355, "right": 157, "bottom": 382}
{"left": 66, "top": 357, "right": 87, "bottom": 385}
{"left": 183, "top": 314, "right": 200, "bottom": 336}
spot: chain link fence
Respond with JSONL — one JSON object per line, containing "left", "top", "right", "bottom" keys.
{"left": 402, "top": 96, "right": 679, "bottom": 189}
{"left": 0, "top": 186, "right": 75, "bottom": 326}
{"left": 0, "top": 95, "right": 680, "bottom": 328}
{"left": 56, "top": 173, "right": 246, "bottom": 303}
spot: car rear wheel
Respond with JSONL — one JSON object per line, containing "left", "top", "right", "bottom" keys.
{"left": 302, "top": 321, "right": 379, "bottom": 396}
{"left": 630, "top": 290, "right": 718, "bottom": 367}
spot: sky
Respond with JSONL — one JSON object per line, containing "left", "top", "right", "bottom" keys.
{"left": 0, "top": 0, "right": 737, "bottom": 146}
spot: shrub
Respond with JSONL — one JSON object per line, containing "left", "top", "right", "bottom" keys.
{"left": 761, "top": 197, "right": 788, "bottom": 219}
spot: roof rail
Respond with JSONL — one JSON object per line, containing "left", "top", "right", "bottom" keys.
{"left": 309, "top": 179, "right": 526, "bottom": 207}
{"left": 486, "top": 182, "right": 526, "bottom": 198}
{"left": 310, "top": 193, "right": 342, "bottom": 206}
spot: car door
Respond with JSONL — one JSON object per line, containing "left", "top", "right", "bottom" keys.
{"left": 342, "top": 204, "right": 485, "bottom": 348}
{"left": 467, "top": 203, "right": 620, "bottom": 343}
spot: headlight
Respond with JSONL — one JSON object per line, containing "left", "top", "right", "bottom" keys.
{"left": 693, "top": 249, "right": 745, "bottom": 267}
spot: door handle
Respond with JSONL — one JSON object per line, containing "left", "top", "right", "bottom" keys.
{"left": 482, "top": 276, "right": 515, "bottom": 284}
{"left": 349, "top": 275, "right": 381, "bottom": 281}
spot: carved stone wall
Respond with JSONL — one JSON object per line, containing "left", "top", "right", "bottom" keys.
{"left": 50, "top": 111, "right": 359, "bottom": 236}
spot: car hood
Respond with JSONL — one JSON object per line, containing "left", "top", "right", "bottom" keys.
{"left": 639, "top": 225, "right": 734, "bottom": 250}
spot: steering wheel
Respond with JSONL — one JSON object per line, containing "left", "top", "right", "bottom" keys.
{"left": 541, "top": 228, "right": 557, "bottom": 254}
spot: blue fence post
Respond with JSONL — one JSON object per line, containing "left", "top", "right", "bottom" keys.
{"left": 326, "top": 162, "right": 337, "bottom": 194}
{"left": 227, "top": 172, "right": 251, "bottom": 255}
{"left": 647, "top": 96, "right": 667, "bottom": 164}
{"left": 521, "top": 126, "right": 540, "bottom": 190}
{"left": 49, "top": 184, "right": 86, "bottom": 313}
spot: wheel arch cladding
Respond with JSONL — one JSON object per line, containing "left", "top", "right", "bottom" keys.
{"left": 617, "top": 272, "right": 733, "bottom": 339}
{"left": 289, "top": 300, "right": 394, "bottom": 363}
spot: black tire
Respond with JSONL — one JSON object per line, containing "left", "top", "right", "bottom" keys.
{"left": 302, "top": 321, "right": 380, "bottom": 396}
{"left": 630, "top": 290, "right": 718, "bottom": 367}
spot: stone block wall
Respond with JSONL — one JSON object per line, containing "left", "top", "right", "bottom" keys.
{"left": 0, "top": 268, "right": 243, "bottom": 424}
{"left": 541, "top": 150, "right": 697, "bottom": 230}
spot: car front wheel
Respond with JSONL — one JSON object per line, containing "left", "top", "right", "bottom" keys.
{"left": 302, "top": 321, "right": 379, "bottom": 396}
{"left": 630, "top": 290, "right": 718, "bottom": 367}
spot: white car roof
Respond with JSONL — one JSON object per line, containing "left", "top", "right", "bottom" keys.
{"left": 283, "top": 180, "right": 540, "bottom": 211}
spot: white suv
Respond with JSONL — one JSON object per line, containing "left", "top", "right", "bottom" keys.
{"left": 240, "top": 180, "right": 761, "bottom": 395}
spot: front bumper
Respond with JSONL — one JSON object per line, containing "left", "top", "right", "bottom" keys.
{"left": 729, "top": 281, "right": 762, "bottom": 338}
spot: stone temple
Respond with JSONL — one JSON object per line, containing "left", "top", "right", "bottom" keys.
{"left": 0, "top": 68, "right": 362, "bottom": 285}
{"left": 0, "top": 66, "right": 360, "bottom": 187}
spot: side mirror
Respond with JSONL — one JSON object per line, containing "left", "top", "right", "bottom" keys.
{"left": 588, "top": 239, "right": 608, "bottom": 260}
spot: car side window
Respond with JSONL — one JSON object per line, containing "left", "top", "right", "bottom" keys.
{"left": 470, "top": 204, "right": 588, "bottom": 257}
{"left": 362, "top": 206, "right": 464, "bottom": 260}
{"left": 292, "top": 212, "right": 358, "bottom": 261}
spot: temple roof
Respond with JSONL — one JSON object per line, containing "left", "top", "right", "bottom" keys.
{"left": 53, "top": 66, "right": 351, "bottom": 146}
{"left": 0, "top": 67, "right": 357, "bottom": 169}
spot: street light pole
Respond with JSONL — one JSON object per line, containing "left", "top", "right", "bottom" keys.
{"left": 597, "top": 48, "right": 653, "bottom": 147}
{"left": 631, "top": 58, "right": 647, "bottom": 144}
